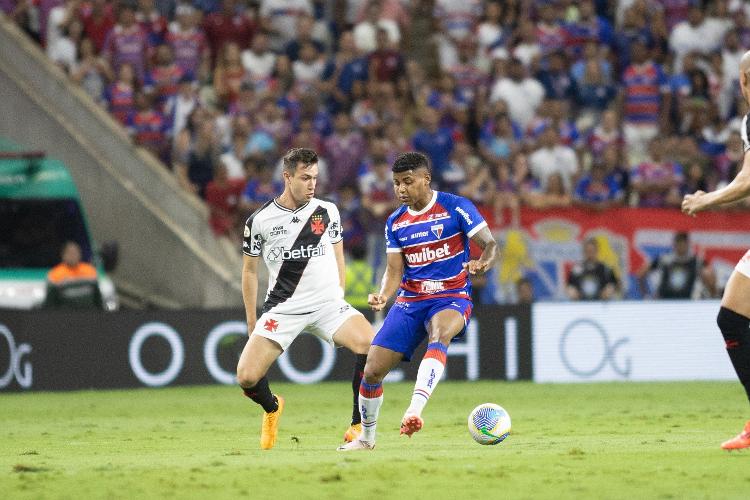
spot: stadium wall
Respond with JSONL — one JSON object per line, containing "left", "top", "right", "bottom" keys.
{"left": 0, "top": 301, "right": 732, "bottom": 391}
{"left": 0, "top": 17, "right": 242, "bottom": 308}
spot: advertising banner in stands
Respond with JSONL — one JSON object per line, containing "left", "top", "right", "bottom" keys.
{"left": 0, "top": 306, "right": 531, "bottom": 391}
{"left": 489, "top": 207, "right": 750, "bottom": 302}
{"left": 532, "top": 300, "right": 736, "bottom": 382}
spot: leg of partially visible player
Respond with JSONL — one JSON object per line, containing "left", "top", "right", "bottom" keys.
{"left": 401, "top": 306, "right": 468, "bottom": 437}
{"left": 236, "top": 334, "right": 284, "bottom": 450}
{"left": 331, "top": 313, "right": 375, "bottom": 442}
{"left": 717, "top": 267, "right": 750, "bottom": 450}
{"left": 337, "top": 345, "right": 403, "bottom": 450}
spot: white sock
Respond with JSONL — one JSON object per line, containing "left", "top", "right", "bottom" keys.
{"left": 406, "top": 342, "right": 447, "bottom": 417}
{"left": 359, "top": 381, "right": 383, "bottom": 443}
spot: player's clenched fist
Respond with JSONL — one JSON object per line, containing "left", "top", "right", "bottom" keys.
{"left": 368, "top": 293, "right": 387, "bottom": 311}
{"left": 462, "top": 260, "right": 490, "bottom": 276}
{"left": 681, "top": 190, "right": 706, "bottom": 217}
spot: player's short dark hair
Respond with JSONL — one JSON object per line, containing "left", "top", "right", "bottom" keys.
{"left": 392, "top": 152, "right": 431, "bottom": 174}
{"left": 282, "top": 148, "right": 318, "bottom": 174}
{"left": 675, "top": 231, "right": 689, "bottom": 243}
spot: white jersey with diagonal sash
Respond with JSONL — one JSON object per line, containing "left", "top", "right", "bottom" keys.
{"left": 242, "top": 197, "right": 343, "bottom": 314}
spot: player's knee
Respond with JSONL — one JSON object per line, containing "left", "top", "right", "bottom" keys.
{"left": 717, "top": 307, "right": 750, "bottom": 346}
{"left": 236, "top": 366, "right": 261, "bottom": 388}
{"left": 362, "top": 363, "right": 385, "bottom": 384}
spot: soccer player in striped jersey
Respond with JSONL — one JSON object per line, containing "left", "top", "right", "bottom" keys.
{"left": 682, "top": 50, "right": 750, "bottom": 450}
{"left": 339, "top": 152, "right": 498, "bottom": 451}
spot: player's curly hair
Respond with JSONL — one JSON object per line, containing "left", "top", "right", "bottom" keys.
{"left": 392, "top": 152, "right": 431, "bottom": 173}
{"left": 283, "top": 148, "right": 318, "bottom": 173}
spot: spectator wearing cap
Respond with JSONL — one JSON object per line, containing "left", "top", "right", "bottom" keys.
{"left": 165, "top": 3, "right": 210, "bottom": 81}
{"left": 618, "top": 38, "right": 671, "bottom": 167}
{"left": 102, "top": 2, "right": 150, "bottom": 82}
{"left": 490, "top": 58, "right": 545, "bottom": 129}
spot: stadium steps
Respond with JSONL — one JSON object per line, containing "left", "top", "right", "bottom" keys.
{"left": 0, "top": 15, "right": 243, "bottom": 309}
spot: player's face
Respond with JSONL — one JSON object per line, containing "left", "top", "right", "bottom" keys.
{"left": 285, "top": 163, "right": 318, "bottom": 203}
{"left": 392, "top": 168, "right": 431, "bottom": 208}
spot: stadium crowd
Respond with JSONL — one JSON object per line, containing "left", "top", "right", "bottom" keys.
{"left": 4, "top": 0, "right": 749, "bottom": 302}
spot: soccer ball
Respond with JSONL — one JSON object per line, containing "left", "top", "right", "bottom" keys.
{"left": 468, "top": 403, "right": 511, "bottom": 445}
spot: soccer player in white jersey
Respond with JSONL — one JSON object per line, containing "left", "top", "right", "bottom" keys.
{"left": 682, "top": 50, "right": 750, "bottom": 450}
{"left": 339, "top": 152, "right": 498, "bottom": 451}
{"left": 236, "top": 148, "right": 374, "bottom": 450}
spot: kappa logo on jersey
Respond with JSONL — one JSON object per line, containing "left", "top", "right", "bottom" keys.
{"left": 291, "top": 216, "right": 301, "bottom": 223}
{"left": 264, "top": 318, "right": 279, "bottom": 332}
{"left": 311, "top": 214, "right": 325, "bottom": 235}
{"left": 405, "top": 243, "right": 451, "bottom": 265}
{"left": 455, "top": 207, "right": 473, "bottom": 225}
{"left": 431, "top": 224, "right": 443, "bottom": 238}
{"left": 268, "top": 243, "right": 326, "bottom": 261}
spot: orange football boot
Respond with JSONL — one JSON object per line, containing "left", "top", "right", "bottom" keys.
{"left": 721, "top": 420, "right": 750, "bottom": 450}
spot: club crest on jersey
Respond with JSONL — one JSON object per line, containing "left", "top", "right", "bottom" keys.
{"left": 310, "top": 214, "right": 325, "bottom": 235}
{"left": 431, "top": 224, "right": 444, "bottom": 238}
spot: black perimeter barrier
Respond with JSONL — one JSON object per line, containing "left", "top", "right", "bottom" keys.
{"left": 0, "top": 306, "right": 531, "bottom": 391}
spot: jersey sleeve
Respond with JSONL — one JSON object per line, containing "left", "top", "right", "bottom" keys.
{"left": 242, "top": 214, "right": 263, "bottom": 257}
{"left": 455, "top": 196, "right": 487, "bottom": 238}
{"left": 742, "top": 114, "right": 750, "bottom": 153}
{"left": 326, "top": 202, "right": 343, "bottom": 244}
{"left": 385, "top": 218, "right": 401, "bottom": 253}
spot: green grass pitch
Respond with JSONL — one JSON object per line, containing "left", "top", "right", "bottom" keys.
{"left": 3, "top": 381, "right": 750, "bottom": 499}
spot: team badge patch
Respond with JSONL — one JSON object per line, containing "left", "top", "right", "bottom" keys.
{"left": 431, "top": 224, "right": 444, "bottom": 238}
{"left": 311, "top": 214, "right": 325, "bottom": 235}
{"left": 264, "top": 319, "right": 279, "bottom": 332}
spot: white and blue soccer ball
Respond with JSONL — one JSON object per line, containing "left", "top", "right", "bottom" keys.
{"left": 468, "top": 403, "right": 511, "bottom": 445}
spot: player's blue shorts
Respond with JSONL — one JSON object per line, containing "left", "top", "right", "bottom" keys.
{"left": 372, "top": 296, "right": 473, "bottom": 361}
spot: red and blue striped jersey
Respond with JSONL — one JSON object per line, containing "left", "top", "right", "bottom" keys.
{"left": 622, "top": 62, "right": 669, "bottom": 125}
{"left": 385, "top": 191, "right": 487, "bottom": 302}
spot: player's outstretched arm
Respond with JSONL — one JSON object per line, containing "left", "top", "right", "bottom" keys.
{"left": 241, "top": 254, "right": 260, "bottom": 335}
{"left": 682, "top": 151, "right": 750, "bottom": 216}
{"left": 463, "top": 226, "right": 498, "bottom": 276}
{"left": 368, "top": 252, "right": 404, "bottom": 311}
